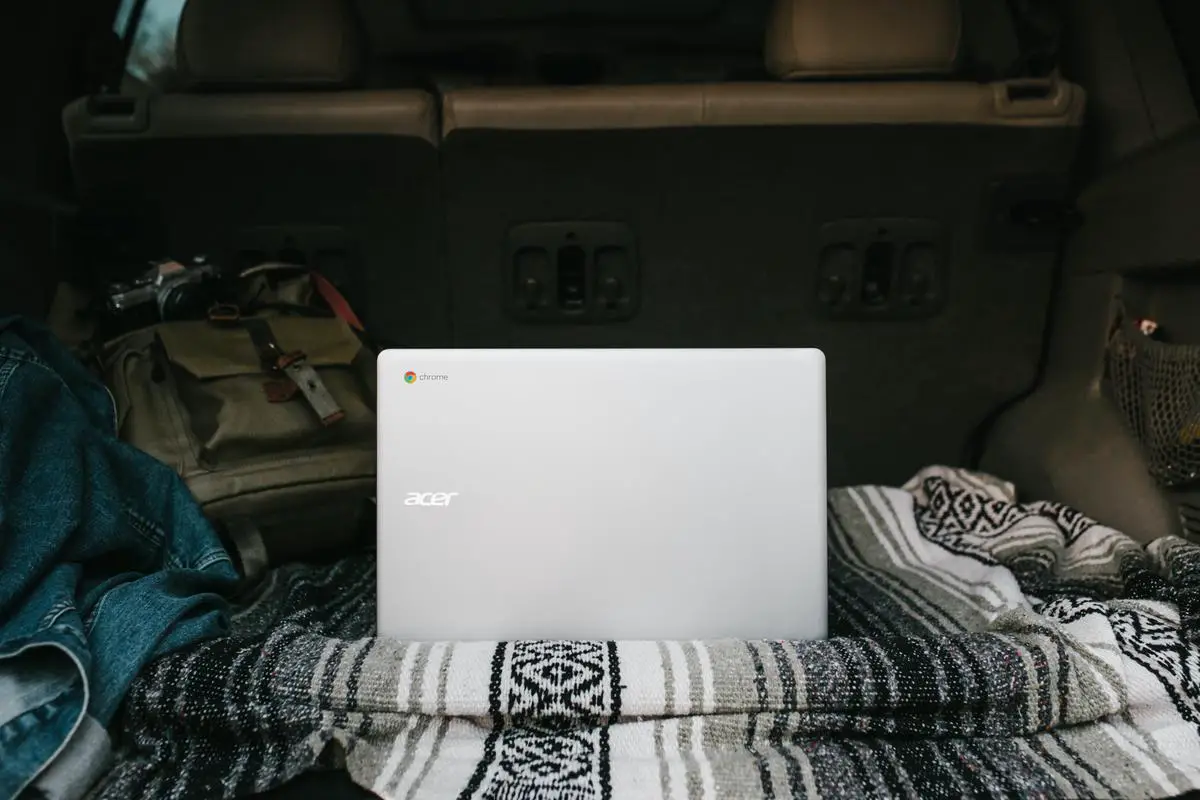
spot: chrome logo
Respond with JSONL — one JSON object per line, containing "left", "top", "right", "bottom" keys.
{"left": 404, "top": 371, "right": 417, "bottom": 384}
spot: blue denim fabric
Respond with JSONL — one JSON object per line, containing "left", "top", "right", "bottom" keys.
{"left": 0, "top": 316, "right": 239, "bottom": 798}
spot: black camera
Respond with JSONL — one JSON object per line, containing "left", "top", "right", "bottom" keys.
{"left": 106, "top": 257, "right": 226, "bottom": 328}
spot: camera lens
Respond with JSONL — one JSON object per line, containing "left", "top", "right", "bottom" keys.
{"left": 160, "top": 284, "right": 205, "bottom": 321}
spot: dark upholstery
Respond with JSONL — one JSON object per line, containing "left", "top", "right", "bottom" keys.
{"left": 440, "top": 113, "right": 1082, "bottom": 486}
{"left": 63, "top": 116, "right": 446, "bottom": 346}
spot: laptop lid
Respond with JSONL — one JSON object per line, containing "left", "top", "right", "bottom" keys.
{"left": 376, "top": 348, "right": 826, "bottom": 642}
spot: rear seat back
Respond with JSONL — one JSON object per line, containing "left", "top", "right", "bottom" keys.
{"left": 64, "top": 0, "right": 447, "bottom": 347}
{"left": 440, "top": 0, "right": 1085, "bottom": 486}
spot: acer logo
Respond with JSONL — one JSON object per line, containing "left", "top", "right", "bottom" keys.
{"left": 404, "top": 492, "right": 459, "bottom": 507}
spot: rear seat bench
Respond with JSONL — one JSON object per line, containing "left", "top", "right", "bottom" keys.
{"left": 62, "top": 0, "right": 1084, "bottom": 487}
{"left": 439, "top": 0, "right": 1085, "bottom": 486}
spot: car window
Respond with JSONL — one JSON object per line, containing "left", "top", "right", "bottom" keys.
{"left": 113, "top": 0, "right": 186, "bottom": 92}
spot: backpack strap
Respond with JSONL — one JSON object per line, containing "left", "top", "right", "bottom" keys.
{"left": 240, "top": 315, "right": 347, "bottom": 426}
{"left": 310, "top": 270, "right": 365, "bottom": 332}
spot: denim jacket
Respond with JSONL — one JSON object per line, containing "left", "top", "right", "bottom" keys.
{"left": 0, "top": 316, "right": 238, "bottom": 799}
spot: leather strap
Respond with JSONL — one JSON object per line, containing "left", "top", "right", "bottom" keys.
{"left": 242, "top": 316, "right": 288, "bottom": 370}
{"left": 242, "top": 317, "right": 346, "bottom": 426}
{"left": 310, "top": 270, "right": 365, "bottom": 332}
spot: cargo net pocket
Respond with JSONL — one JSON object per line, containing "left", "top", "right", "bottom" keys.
{"left": 1106, "top": 324, "right": 1200, "bottom": 490}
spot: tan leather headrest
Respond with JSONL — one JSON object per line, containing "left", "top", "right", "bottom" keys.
{"left": 177, "top": 0, "right": 365, "bottom": 92}
{"left": 765, "top": 0, "right": 962, "bottom": 79}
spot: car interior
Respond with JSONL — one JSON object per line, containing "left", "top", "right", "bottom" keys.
{"left": 4, "top": 0, "right": 1200, "bottom": 797}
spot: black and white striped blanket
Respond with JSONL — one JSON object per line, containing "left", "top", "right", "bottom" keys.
{"left": 92, "top": 467, "right": 1200, "bottom": 799}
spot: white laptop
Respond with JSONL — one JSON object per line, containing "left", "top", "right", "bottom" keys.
{"left": 376, "top": 348, "right": 827, "bottom": 642}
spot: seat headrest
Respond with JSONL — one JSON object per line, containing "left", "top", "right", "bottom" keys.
{"left": 176, "top": 0, "right": 365, "bottom": 91}
{"left": 765, "top": 0, "right": 961, "bottom": 80}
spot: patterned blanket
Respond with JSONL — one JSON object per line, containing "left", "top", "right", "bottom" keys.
{"left": 91, "top": 467, "right": 1200, "bottom": 799}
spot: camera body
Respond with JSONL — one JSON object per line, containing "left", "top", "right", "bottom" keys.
{"left": 106, "top": 257, "right": 224, "bottom": 327}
